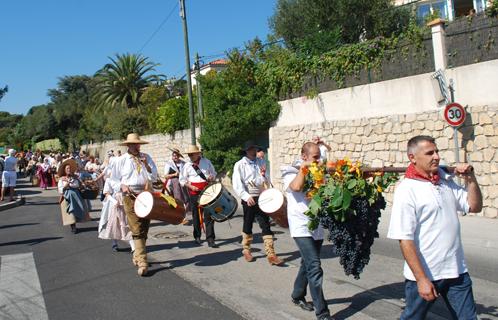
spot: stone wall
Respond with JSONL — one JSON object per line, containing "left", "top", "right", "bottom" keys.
{"left": 80, "top": 128, "right": 200, "bottom": 177}
{"left": 269, "top": 105, "right": 498, "bottom": 218}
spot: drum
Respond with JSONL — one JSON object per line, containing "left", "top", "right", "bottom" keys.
{"left": 258, "top": 188, "right": 289, "bottom": 228}
{"left": 198, "top": 183, "right": 238, "bottom": 222}
{"left": 134, "top": 191, "right": 185, "bottom": 224}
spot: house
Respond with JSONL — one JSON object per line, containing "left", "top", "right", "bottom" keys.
{"left": 191, "top": 59, "right": 228, "bottom": 87}
{"left": 394, "top": 0, "right": 491, "bottom": 21}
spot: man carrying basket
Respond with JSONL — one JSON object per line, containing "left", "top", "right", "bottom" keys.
{"left": 110, "top": 133, "right": 158, "bottom": 276}
{"left": 232, "top": 141, "right": 283, "bottom": 265}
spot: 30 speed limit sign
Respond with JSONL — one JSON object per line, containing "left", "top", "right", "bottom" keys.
{"left": 444, "top": 103, "right": 466, "bottom": 127}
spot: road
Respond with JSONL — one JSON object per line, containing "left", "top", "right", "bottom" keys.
{"left": 1, "top": 178, "right": 497, "bottom": 320}
{"left": 0, "top": 181, "right": 243, "bottom": 320}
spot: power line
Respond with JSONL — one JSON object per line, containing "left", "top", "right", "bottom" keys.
{"left": 138, "top": 2, "right": 179, "bottom": 53}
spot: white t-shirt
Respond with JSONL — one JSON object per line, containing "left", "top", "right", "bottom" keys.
{"left": 319, "top": 144, "right": 328, "bottom": 162}
{"left": 282, "top": 166, "right": 324, "bottom": 240}
{"left": 387, "top": 170, "right": 470, "bottom": 281}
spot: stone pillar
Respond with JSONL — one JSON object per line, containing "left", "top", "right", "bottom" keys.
{"left": 427, "top": 18, "right": 448, "bottom": 71}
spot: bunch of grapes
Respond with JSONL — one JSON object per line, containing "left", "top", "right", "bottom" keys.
{"left": 319, "top": 196, "right": 386, "bottom": 279}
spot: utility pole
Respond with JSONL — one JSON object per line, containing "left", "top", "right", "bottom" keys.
{"left": 195, "top": 53, "right": 204, "bottom": 135}
{"left": 179, "top": 0, "right": 196, "bottom": 145}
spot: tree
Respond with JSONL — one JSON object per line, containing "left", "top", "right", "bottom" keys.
{"left": 0, "top": 85, "right": 7, "bottom": 102}
{"left": 49, "top": 75, "right": 96, "bottom": 149}
{"left": 95, "top": 53, "right": 164, "bottom": 109}
{"left": 270, "top": 0, "right": 410, "bottom": 55}
{"left": 154, "top": 96, "right": 190, "bottom": 135}
{"left": 199, "top": 51, "right": 281, "bottom": 174}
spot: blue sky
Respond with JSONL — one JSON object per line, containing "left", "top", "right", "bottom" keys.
{"left": 0, "top": 0, "right": 277, "bottom": 115}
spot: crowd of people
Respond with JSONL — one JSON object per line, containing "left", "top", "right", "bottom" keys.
{"left": 2, "top": 132, "right": 484, "bottom": 320}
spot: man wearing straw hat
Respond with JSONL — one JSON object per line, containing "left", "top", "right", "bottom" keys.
{"left": 179, "top": 145, "right": 217, "bottom": 247}
{"left": 232, "top": 141, "right": 283, "bottom": 265}
{"left": 110, "top": 133, "right": 158, "bottom": 276}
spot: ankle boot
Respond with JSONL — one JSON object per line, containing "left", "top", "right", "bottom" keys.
{"left": 241, "top": 232, "right": 254, "bottom": 262}
{"left": 132, "top": 239, "right": 148, "bottom": 276}
{"left": 263, "top": 235, "right": 283, "bottom": 266}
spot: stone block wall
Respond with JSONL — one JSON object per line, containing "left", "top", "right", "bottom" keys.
{"left": 81, "top": 128, "right": 200, "bottom": 177}
{"left": 269, "top": 105, "right": 498, "bottom": 218}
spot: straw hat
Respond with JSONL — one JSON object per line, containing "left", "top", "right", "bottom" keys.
{"left": 185, "top": 145, "right": 202, "bottom": 155}
{"left": 58, "top": 159, "right": 78, "bottom": 177}
{"left": 167, "top": 147, "right": 184, "bottom": 158}
{"left": 242, "top": 140, "right": 262, "bottom": 152}
{"left": 119, "top": 133, "right": 149, "bottom": 146}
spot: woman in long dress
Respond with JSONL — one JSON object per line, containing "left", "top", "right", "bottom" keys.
{"left": 37, "top": 157, "right": 51, "bottom": 190}
{"left": 164, "top": 148, "right": 190, "bottom": 224}
{"left": 98, "top": 177, "right": 134, "bottom": 252}
{"left": 57, "top": 159, "right": 90, "bottom": 234}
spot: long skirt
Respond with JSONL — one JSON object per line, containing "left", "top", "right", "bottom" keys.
{"left": 98, "top": 193, "right": 131, "bottom": 241}
{"left": 60, "top": 199, "right": 91, "bottom": 226}
{"left": 169, "top": 178, "right": 190, "bottom": 214}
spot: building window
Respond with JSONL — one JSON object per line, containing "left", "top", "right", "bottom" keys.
{"left": 416, "top": 0, "right": 449, "bottom": 23}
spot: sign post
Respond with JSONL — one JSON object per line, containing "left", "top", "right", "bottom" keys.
{"left": 443, "top": 102, "right": 466, "bottom": 163}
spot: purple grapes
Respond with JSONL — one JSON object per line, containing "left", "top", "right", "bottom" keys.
{"left": 319, "top": 196, "right": 386, "bottom": 279}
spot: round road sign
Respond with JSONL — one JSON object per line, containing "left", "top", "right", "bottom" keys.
{"left": 444, "top": 103, "right": 466, "bottom": 127}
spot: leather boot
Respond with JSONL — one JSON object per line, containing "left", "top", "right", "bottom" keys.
{"left": 241, "top": 232, "right": 254, "bottom": 262}
{"left": 132, "top": 238, "right": 148, "bottom": 276}
{"left": 263, "top": 235, "right": 283, "bottom": 266}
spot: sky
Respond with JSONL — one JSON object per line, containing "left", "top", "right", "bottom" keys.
{"left": 0, "top": 0, "right": 277, "bottom": 115}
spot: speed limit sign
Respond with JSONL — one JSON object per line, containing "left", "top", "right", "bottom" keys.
{"left": 444, "top": 103, "right": 466, "bottom": 127}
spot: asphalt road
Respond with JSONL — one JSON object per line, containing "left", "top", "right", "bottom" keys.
{"left": 0, "top": 195, "right": 244, "bottom": 320}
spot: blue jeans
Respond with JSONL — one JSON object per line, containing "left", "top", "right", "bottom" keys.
{"left": 402, "top": 272, "right": 478, "bottom": 320}
{"left": 292, "top": 237, "right": 329, "bottom": 318}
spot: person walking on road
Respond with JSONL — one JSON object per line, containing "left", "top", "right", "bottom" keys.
{"left": 388, "top": 135, "right": 483, "bottom": 320}
{"left": 232, "top": 141, "right": 283, "bottom": 265}
{"left": 179, "top": 145, "right": 217, "bottom": 248}
{"left": 57, "top": 158, "right": 91, "bottom": 234}
{"left": 163, "top": 148, "right": 190, "bottom": 224}
{"left": 110, "top": 133, "right": 158, "bottom": 276}
{"left": 281, "top": 142, "right": 334, "bottom": 320}
{"left": 1, "top": 149, "right": 18, "bottom": 202}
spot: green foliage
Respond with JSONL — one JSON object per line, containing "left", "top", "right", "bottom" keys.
{"left": 155, "top": 96, "right": 190, "bottom": 135}
{"left": 486, "top": 0, "right": 498, "bottom": 17}
{"left": 0, "top": 111, "right": 22, "bottom": 147}
{"left": 0, "top": 85, "right": 8, "bottom": 101}
{"left": 199, "top": 51, "right": 281, "bottom": 174}
{"left": 270, "top": 0, "right": 411, "bottom": 54}
{"left": 95, "top": 53, "right": 164, "bottom": 109}
{"left": 34, "top": 138, "right": 62, "bottom": 152}
{"left": 140, "top": 85, "right": 172, "bottom": 133}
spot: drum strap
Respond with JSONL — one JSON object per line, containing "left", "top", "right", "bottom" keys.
{"left": 192, "top": 163, "right": 208, "bottom": 181}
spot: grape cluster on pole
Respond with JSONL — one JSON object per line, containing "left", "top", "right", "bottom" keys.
{"left": 319, "top": 196, "right": 386, "bottom": 279}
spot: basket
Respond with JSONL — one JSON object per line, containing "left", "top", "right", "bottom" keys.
{"left": 32, "top": 176, "right": 40, "bottom": 187}
{"left": 81, "top": 188, "right": 99, "bottom": 200}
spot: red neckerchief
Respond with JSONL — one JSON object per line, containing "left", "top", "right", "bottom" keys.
{"left": 405, "top": 163, "right": 440, "bottom": 185}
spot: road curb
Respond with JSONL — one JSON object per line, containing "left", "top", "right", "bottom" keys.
{"left": 0, "top": 197, "right": 26, "bottom": 212}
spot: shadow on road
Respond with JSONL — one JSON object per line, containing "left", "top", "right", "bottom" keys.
{"left": 0, "top": 222, "right": 39, "bottom": 230}
{"left": 0, "top": 236, "right": 63, "bottom": 247}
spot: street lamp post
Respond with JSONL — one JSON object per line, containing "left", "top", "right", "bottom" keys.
{"left": 179, "top": 0, "right": 196, "bottom": 145}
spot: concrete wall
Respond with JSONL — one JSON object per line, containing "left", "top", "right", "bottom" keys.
{"left": 275, "top": 59, "right": 498, "bottom": 127}
{"left": 269, "top": 60, "right": 498, "bottom": 218}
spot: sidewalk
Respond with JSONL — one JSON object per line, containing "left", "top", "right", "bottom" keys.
{"left": 15, "top": 178, "right": 498, "bottom": 320}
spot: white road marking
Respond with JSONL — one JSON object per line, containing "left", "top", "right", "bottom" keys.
{"left": 0, "top": 252, "right": 49, "bottom": 320}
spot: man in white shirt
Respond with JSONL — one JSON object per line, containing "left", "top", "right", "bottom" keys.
{"left": 281, "top": 142, "right": 334, "bottom": 320}
{"left": 110, "top": 133, "right": 158, "bottom": 276}
{"left": 232, "top": 141, "right": 283, "bottom": 265}
{"left": 388, "top": 135, "right": 482, "bottom": 320}
{"left": 179, "top": 145, "right": 217, "bottom": 247}
{"left": 1, "top": 149, "right": 18, "bottom": 202}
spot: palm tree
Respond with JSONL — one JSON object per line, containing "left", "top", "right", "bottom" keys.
{"left": 95, "top": 53, "right": 164, "bottom": 109}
